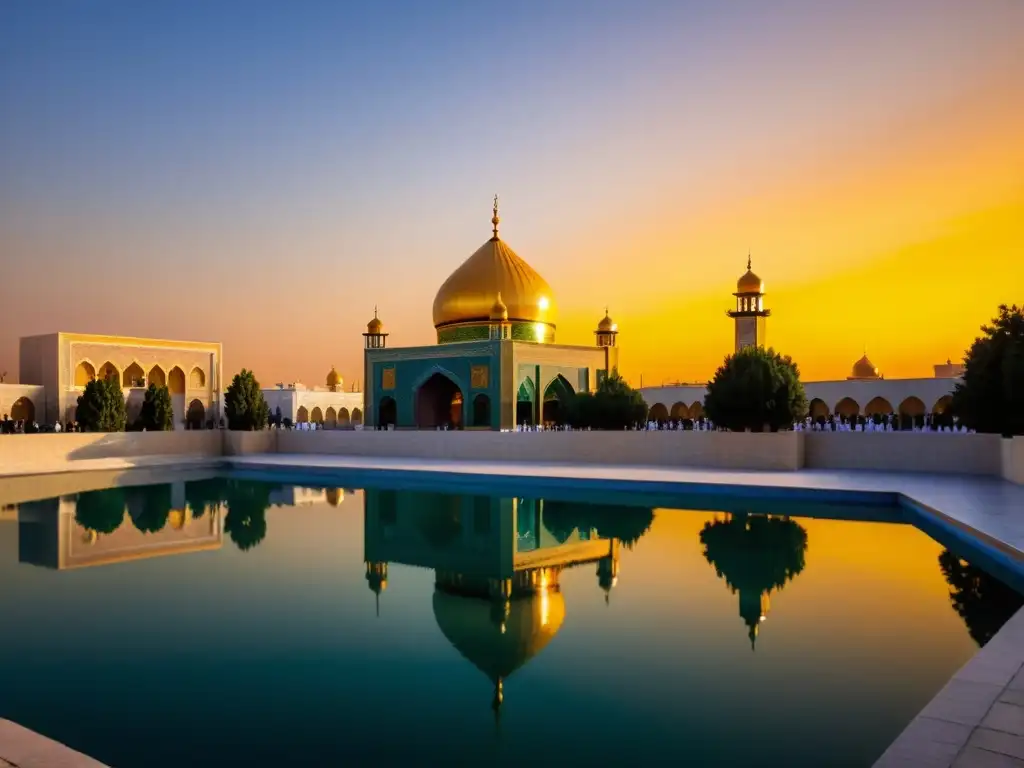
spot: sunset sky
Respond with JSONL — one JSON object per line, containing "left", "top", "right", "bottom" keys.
{"left": 1, "top": 0, "right": 1022, "bottom": 389}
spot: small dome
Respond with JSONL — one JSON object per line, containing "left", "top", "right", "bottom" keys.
{"left": 597, "top": 309, "right": 616, "bottom": 333}
{"left": 850, "top": 354, "right": 880, "bottom": 379}
{"left": 325, "top": 488, "right": 344, "bottom": 507}
{"left": 168, "top": 508, "right": 191, "bottom": 530}
{"left": 367, "top": 315, "right": 383, "bottom": 334}
{"left": 737, "top": 269, "right": 763, "bottom": 294}
{"left": 326, "top": 367, "right": 342, "bottom": 389}
{"left": 490, "top": 292, "right": 509, "bottom": 322}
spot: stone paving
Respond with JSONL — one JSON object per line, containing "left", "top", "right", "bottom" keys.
{"left": 0, "top": 719, "right": 109, "bottom": 767}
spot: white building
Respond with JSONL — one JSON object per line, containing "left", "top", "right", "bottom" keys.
{"left": 262, "top": 367, "right": 364, "bottom": 427}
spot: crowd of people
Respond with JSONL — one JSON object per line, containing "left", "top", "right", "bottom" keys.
{"left": 0, "top": 415, "right": 80, "bottom": 434}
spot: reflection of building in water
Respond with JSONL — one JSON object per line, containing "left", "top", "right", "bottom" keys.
{"left": 364, "top": 489, "right": 650, "bottom": 716}
{"left": 268, "top": 486, "right": 349, "bottom": 508}
{"left": 17, "top": 482, "right": 224, "bottom": 570}
{"left": 699, "top": 512, "right": 808, "bottom": 650}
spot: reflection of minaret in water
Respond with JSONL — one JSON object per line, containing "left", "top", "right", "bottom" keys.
{"left": 739, "top": 589, "right": 770, "bottom": 651}
{"left": 365, "top": 561, "right": 388, "bottom": 617}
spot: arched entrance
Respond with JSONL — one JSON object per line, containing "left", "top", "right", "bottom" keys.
{"left": 835, "top": 397, "right": 860, "bottom": 418}
{"left": 98, "top": 361, "right": 119, "bottom": 383}
{"left": 75, "top": 361, "right": 96, "bottom": 386}
{"left": 516, "top": 379, "right": 536, "bottom": 426}
{"left": 147, "top": 365, "right": 166, "bottom": 388}
{"left": 186, "top": 400, "right": 206, "bottom": 429}
{"left": 351, "top": 407, "right": 363, "bottom": 425}
{"left": 296, "top": 406, "right": 309, "bottom": 424}
{"left": 311, "top": 406, "right": 324, "bottom": 425}
{"left": 11, "top": 397, "right": 35, "bottom": 423}
{"left": 648, "top": 403, "right": 669, "bottom": 423}
{"left": 898, "top": 396, "right": 926, "bottom": 430}
{"left": 378, "top": 397, "right": 397, "bottom": 428}
{"left": 472, "top": 394, "right": 491, "bottom": 428}
{"left": 864, "top": 397, "right": 893, "bottom": 417}
{"left": 933, "top": 395, "right": 953, "bottom": 414}
{"left": 123, "top": 362, "right": 145, "bottom": 388}
{"left": 670, "top": 402, "right": 690, "bottom": 420}
{"left": 168, "top": 367, "right": 186, "bottom": 395}
{"left": 416, "top": 373, "right": 463, "bottom": 429}
{"left": 690, "top": 402, "right": 705, "bottom": 420}
{"left": 189, "top": 368, "right": 206, "bottom": 389}
{"left": 338, "top": 407, "right": 351, "bottom": 426}
{"left": 325, "top": 407, "right": 337, "bottom": 428}
{"left": 808, "top": 398, "right": 829, "bottom": 420}
{"left": 542, "top": 376, "right": 574, "bottom": 426}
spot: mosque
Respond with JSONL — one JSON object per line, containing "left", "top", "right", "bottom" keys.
{"left": 640, "top": 257, "right": 964, "bottom": 424}
{"left": 361, "top": 197, "right": 620, "bottom": 430}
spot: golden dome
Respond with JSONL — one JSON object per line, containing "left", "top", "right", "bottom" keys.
{"left": 326, "top": 367, "right": 342, "bottom": 389}
{"left": 597, "top": 308, "right": 616, "bottom": 333}
{"left": 489, "top": 293, "right": 509, "bottom": 322}
{"left": 325, "top": 488, "right": 344, "bottom": 507}
{"left": 850, "top": 354, "right": 880, "bottom": 380}
{"left": 168, "top": 508, "right": 191, "bottom": 530}
{"left": 432, "top": 589, "right": 565, "bottom": 683}
{"left": 736, "top": 254, "right": 764, "bottom": 294}
{"left": 432, "top": 200, "right": 556, "bottom": 329}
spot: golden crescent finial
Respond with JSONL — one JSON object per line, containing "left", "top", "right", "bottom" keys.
{"left": 747, "top": 250, "right": 752, "bottom": 271}
{"left": 491, "top": 194, "right": 500, "bottom": 238}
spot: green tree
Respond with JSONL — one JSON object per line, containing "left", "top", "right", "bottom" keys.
{"left": 704, "top": 346, "right": 807, "bottom": 432}
{"left": 938, "top": 549, "right": 1024, "bottom": 647}
{"left": 225, "top": 369, "right": 270, "bottom": 431}
{"left": 566, "top": 371, "right": 648, "bottom": 430}
{"left": 138, "top": 384, "right": 174, "bottom": 431}
{"left": 128, "top": 484, "right": 172, "bottom": 533}
{"left": 75, "top": 377, "right": 127, "bottom": 432}
{"left": 951, "top": 305, "right": 1024, "bottom": 436}
{"left": 74, "top": 488, "right": 127, "bottom": 534}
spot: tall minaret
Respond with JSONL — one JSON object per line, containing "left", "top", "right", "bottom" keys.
{"left": 727, "top": 253, "right": 770, "bottom": 352}
{"left": 594, "top": 308, "right": 618, "bottom": 348}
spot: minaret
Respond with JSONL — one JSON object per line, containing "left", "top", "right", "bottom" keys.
{"left": 595, "top": 308, "right": 618, "bottom": 348}
{"left": 727, "top": 252, "right": 770, "bottom": 352}
{"left": 489, "top": 292, "right": 511, "bottom": 340}
{"left": 363, "top": 307, "right": 388, "bottom": 349}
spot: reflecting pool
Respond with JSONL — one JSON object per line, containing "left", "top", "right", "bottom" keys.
{"left": 0, "top": 473, "right": 1021, "bottom": 768}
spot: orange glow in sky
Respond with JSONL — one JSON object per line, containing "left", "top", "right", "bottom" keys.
{"left": 1, "top": 2, "right": 1021, "bottom": 389}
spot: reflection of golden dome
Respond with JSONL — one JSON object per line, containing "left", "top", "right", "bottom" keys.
{"left": 432, "top": 201, "right": 556, "bottom": 329}
{"left": 850, "top": 354, "right": 880, "bottom": 380}
{"left": 432, "top": 589, "right": 565, "bottom": 683}
{"left": 489, "top": 293, "right": 509, "bottom": 322}
{"left": 82, "top": 530, "right": 98, "bottom": 545}
{"left": 325, "top": 488, "right": 345, "bottom": 507}
{"left": 326, "top": 367, "right": 342, "bottom": 389}
{"left": 597, "top": 310, "right": 616, "bottom": 333}
{"left": 168, "top": 508, "right": 191, "bottom": 530}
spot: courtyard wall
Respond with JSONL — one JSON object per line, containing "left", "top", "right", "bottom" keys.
{"left": 804, "top": 432, "right": 1004, "bottom": 476}
{"left": 276, "top": 429, "right": 805, "bottom": 471}
{"left": 0, "top": 431, "right": 221, "bottom": 476}
{"left": 1003, "top": 437, "right": 1024, "bottom": 485}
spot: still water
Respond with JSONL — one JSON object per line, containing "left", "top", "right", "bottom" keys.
{"left": 0, "top": 473, "right": 1021, "bottom": 768}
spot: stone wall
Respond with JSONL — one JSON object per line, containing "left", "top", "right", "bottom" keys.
{"left": 0, "top": 431, "right": 222, "bottom": 476}
{"left": 804, "top": 432, "right": 1003, "bottom": 475}
{"left": 1003, "top": 437, "right": 1024, "bottom": 485}
{"left": 222, "top": 430, "right": 278, "bottom": 456}
{"left": 276, "top": 429, "right": 806, "bottom": 471}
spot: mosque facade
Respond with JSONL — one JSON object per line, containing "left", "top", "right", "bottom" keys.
{"left": 362, "top": 198, "right": 620, "bottom": 430}
{"left": 641, "top": 258, "right": 963, "bottom": 423}
{"left": 261, "top": 368, "right": 364, "bottom": 427}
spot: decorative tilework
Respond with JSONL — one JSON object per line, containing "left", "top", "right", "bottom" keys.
{"left": 471, "top": 365, "right": 489, "bottom": 389}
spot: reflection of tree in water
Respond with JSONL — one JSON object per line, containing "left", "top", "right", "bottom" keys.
{"left": 75, "top": 488, "right": 127, "bottom": 534}
{"left": 541, "top": 501, "right": 655, "bottom": 549}
{"left": 223, "top": 480, "right": 273, "bottom": 552}
{"left": 700, "top": 512, "right": 808, "bottom": 648}
{"left": 938, "top": 550, "right": 1024, "bottom": 648}
{"left": 128, "top": 484, "right": 172, "bottom": 534}
{"left": 415, "top": 493, "right": 463, "bottom": 550}
{"left": 185, "top": 477, "right": 228, "bottom": 520}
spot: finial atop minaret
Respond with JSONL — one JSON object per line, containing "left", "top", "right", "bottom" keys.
{"left": 374, "top": 305, "right": 378, "bottom": 319}
{"left": 491, "top": 194, "right": 500, "bottom": 239}
{"left": 747, "top": 250, "right": 752, "bottom": 271}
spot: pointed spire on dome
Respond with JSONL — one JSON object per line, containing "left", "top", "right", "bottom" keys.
{"left": 747, "top": 249, "right": 752, "bottom": 271}
{"left": 491, "top": 194, "right": 500, "bottom": 239}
